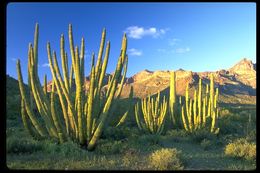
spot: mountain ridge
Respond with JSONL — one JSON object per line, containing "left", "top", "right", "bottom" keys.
{"left": 8, "top": 57, "right": 255, "bottom": 105}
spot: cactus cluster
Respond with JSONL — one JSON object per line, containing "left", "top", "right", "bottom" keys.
{"left": 17, "top": 23, "right": 221, "bottom": 151}
{"left": 17, "top": 23, "right": 129, "bottom": 150}
{"left": 169, "top": 72, "right": 220, "bottom": 134}
{"left": 135, "top": 91, "right": 168, "bottom": 135}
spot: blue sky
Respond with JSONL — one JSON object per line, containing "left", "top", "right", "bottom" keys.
{"left": 7, "top": 2, "right": 256, "bottom": 83}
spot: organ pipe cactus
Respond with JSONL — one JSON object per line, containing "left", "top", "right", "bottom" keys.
{"left": 135, "top": 91, "right": 167, "bottom": 135}
{"left": 179, "top": 75, "right": 220, "bottom": 134}
{"left": 169, "top": 71, "right": 178, "bottom": 127}
{"left": 16, "top": 23, "right": 129, "bottom": 150}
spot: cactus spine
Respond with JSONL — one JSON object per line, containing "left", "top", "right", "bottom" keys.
{"left": 135, "top": 91, "right": 167, "bottom": 135}
{"left": 17, "top": 23, "right": 128, "bottom": 150}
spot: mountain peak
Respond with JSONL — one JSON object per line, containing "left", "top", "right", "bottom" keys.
{"left": 229, "top": 58, "right": 255, "bottom": 74}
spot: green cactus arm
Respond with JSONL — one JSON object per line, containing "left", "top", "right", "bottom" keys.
{"left": 135, "top": 102, "right": 143, "bottom": 130}
{"left": 43, "top": 74, "right": 47, "bottom": 96}
{"left": 50, "top": 80, "right": 66, "bottom": 143}
{"left": 60, "top": 34, "right": 70, "bottom": 93}
{"left": 214, "top": 88, "right": 219, "bottom": 108}
{"left": 52, "top": 49, "right": 74, "bottom": 105}
{"left": 157, "top": 96, "right": 167, "bottom": 133}
{"left": 87, "top": 63, "right": 123, "bottom": 150}
{"left": 33, "top": 23, "right": 39, "bottom": 76}
{"left": 185, "top": 84, "right": 190, "bottom": 122}
{"left": 86, "top": 54, "right": 95, "bottom": 142}
{"left": 205, "top": 84, "right": 209, "bottom": 106}
{"left": 116, "top": 55, "right": 128, "bottom": 99}
{"left": 74, "top": 46, "right": 85, "bottom": 144}
{"left": 68, "top": 24, "right": 76, "bottom": 74}
{"left": 210, "top": 73, "right": 214, "bottom": 117}
{"left": 197, "top": 78, "right": 202, "bottom": 127}
{"left": 95, "top": 28, "right": 106, "bottom": 82}
{"left": 207, "top": 98, "right": 211, "bottom": 118}
{"left": 188, "top": 99, "right": 193, "bottom": 132}
{"left": 181, "top": 105, "right": 189, "bottom": 131}
{"left": 69, "top": 63, "right": 74, "bottom": 91}
{"left": 97, "top": 41, "right": 110, "bottom": 93}
{"left": 210, "top": 108, "right": 216, "bottom": 133}
{"left": 202, "top": 97, "right": 206, "bottom": 127}
{"left": 54, "top": 82, "right": 70, "bottom": 135}
{"left": 47, "top": 43, "right": 77, "bottom": 134}
{"left": 16, "top": 59, "right": 47, "bottom": 137}
{"left": 80, "top": 38, "right": 85, "bottom": 86}
{"left": 169, "top": 71, "right": 176, "bottom": 125}
{"left": 116, "top": 111, "right": 129, "bottom": 127}
{"left": 21, "top": 99, "right": 40, "bottom": 138}
{"left": 28, "top": 47, "right": 58, "bottom": 137}
{"left": 193, "top": 90, "right": 197, "bottom": 129}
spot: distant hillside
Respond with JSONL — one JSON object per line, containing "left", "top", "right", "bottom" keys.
{"left": 9, "top": 58, "right": 256, "bottom": 105}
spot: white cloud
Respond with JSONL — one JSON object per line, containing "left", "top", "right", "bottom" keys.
{"left": 42, "top": 63, "right": 50, "bottom": 67}
{"left": 125, "top": 26, "right": 167, "bottom": 39}
{"left": 175, "top": 47, "right": 191, "bottom": 54}
{"left": 169, "top": 38, "right": 181, "bottom": 46}
{"left": 128, "top": 48, "right": 143, "bottom": 56}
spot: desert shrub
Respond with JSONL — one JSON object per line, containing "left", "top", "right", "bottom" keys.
{"left": 200, "top": 139, "right": 212, "bottom": 150}
{"left": 219, "top": 108, "right": 231, "bottom": 117}
{"left": 224, "top": 138, "right": 256, "bottom": 161}
{"left": 189, "top": 129, "right": 215, "bottom": 143}
{"left": 95, "top": 139, "right": 126, "bottom": 155}
{"left": 6, "top": 136, "right": 43, "bottom": 154}
{"left": 122, "top": 148, "right": 141, "bottom": 168}
{"left": 148, "top": 148, "right": 184, "bottom": 170}
{"left": 246, "top": 129, "right": 256, "bottom": 142}
{"left": 137, "top": 134, "right": 162, "bottom": 146}
{"left": 58, "top": 141, "right": 88, "bottom": 157}
{"left": 165, "top": 129, "right": 188, "bottom": 141}
{"left": 101, "top": 126, "right": 133, "bottom": 140}
{"left": 218, "top": 113, "right": 243, "bottom": 135}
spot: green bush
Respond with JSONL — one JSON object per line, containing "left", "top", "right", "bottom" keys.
{"left": 165, "top": 129, "right": 188, "bottom": 142}
{"left": 148, "top": 148, "right": 184, "bottom": 170}
{"left": 189, "top": 129, "right": 215, "bottom": 143}
{"left": 101, "top": 126, "right": 132, "bottom": 140}
{"left": 6, "top": 137, "right": 43, "bottom": 154}
{"left": 224, "top": 138, "right": 256, "bottom": 161}
{"left": 95, "top": 139, "right": 126, "bottom": 155}
{"left": 137, "top": 134, "right": 162, "bottom": 146}
{"left": 200, "top": 139, "right": 212, "bottom": 150}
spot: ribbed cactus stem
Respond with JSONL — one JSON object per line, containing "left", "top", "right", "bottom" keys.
{"left": 21, "top": 99, "right": 39, "bottom": 138}
{"left": 210, "top": 73, "right": 214, "bottom": 117}
{"left": 16, "top": 59, "right": 47, "bottom": 137}
{"left": 86, "top": 53, "right": 95, "bottom": 142}
{"left": 43, "top": 74, "right": 47, "bottom": 95}
{"left": 169, "top": 71, "right": 176, "bottom": 126}
{"left": 51, "top": 80, "right": 66, "bottom": 143}
{"left": 193, "top": 90, "right": 197, "bottom": 129}
{"left": 197, "top": 78, "right": 202, "bottom": 128}
{"left": 181, "top": 105, "right": 189, "bottom": 131}
{"left": 60, "top": 34, "right": 70, "bottom": 94}
{"left": 202, "top": 97, "right": 206, "bottom": 127}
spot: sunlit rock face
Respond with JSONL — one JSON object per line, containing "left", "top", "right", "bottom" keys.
{"left": 46, "top": 58, "right": 256, "bottom": 104}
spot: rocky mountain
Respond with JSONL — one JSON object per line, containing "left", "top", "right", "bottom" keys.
{"left": 44, "top": 58, "right": 256, "bottom": 105}
{"left": 117, "top": 58, "right": 256, "bottom": 105}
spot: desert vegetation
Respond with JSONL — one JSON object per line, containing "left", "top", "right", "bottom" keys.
{"left": 6, "top": 23, "right": 256, "bottom": 170}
